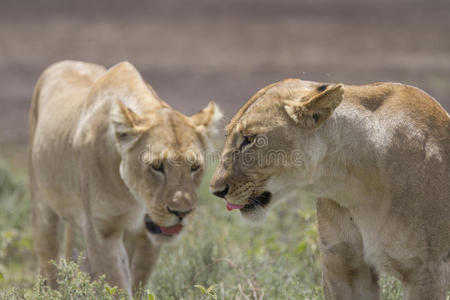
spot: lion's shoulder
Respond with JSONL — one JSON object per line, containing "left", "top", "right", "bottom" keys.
{"left": 345, "top": 82, "right": 449, "bottom": 126}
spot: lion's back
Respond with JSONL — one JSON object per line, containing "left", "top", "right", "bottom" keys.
{"left": 31, "top": 60, "right": 106, "bottom": 146}
{"left": 29, "top": 61, "right": 107, "bottom": 213}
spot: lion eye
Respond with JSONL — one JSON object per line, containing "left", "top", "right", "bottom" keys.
{"left": 117, "top": 132, "right": 128, "bottom": 139}
{"left": 240, "top": 135, "right": 255, "bottom": 151}
{"left": 151, "top": 163, "right": 165, "bottom": 174}
{"left": 191, "top": 164, "right": 200, "bottom": 172}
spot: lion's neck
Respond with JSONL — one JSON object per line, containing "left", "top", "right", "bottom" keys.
{"left": 294, "top": 103, "right": 389, "bottom": 206}
{"left": 95, "top": 124, "right": 138, "bottom": 202}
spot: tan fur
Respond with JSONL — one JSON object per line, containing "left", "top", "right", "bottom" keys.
{"left": 29, "top": 60, "right": 222, "bottom": 295}
{"left": 211, "top": 78, "right": 450, "bottom": 299}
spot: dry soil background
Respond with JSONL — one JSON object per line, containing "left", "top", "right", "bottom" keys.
{"left": 1, "top": 0, "right": 449, "bottom": 144}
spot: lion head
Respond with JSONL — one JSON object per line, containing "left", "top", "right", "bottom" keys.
{"left": 110, "top": 83, "right": 222, "bottom": 242}
{"left": 210, "top": 78, "right": 343, "bottom": 220}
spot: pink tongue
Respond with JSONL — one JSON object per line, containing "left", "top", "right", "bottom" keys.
{"left": 160, "top": 224, "right": 183, "bottom": 235}
{"left": 226, "top": 202, "right": 245, "bottom": 211}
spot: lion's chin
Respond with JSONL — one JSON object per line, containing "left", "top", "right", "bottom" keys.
{"left": 144, "top": 214, "right": 184, "bottom": 244}
{"left": 147, "top": 232, "right": 181, "bottom": 244}
{"left": 239, "top": 191, "right": 272, "bottom": 222}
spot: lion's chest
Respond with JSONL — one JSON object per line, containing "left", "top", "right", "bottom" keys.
{"left": 350, "top": 201, "right": 421, "bottom": 280}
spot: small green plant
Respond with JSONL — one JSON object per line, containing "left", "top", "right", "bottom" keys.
{"left": 194, "top": 284, "right": 217, "bottom": 300}
{"left": 145, "top": 289, "right": 156, "bottom": 300}
{"left": 0, "top": 257, "right": 130, "bottom": 300}
{"left": 381, "top": 276, "right": 403, "bottom": 300}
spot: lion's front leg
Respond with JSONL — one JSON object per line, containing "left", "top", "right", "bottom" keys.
{"left": 84, "top": 227, "right": 132, "bottom": 296}
{"left": 317, "top": 198, "right": 380, "bottom": 300}
{"left": 321, "top": 246, "right": 380, "bottom": 300}
{"left": 403, "top": 263, "right": 448, "bottom": 300}
{"left": 125, "top": 229, "right": 161, "bottom": 291}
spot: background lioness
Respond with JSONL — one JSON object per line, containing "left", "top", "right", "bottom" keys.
{"left": 29, "top": 60, "right": 222, "bottom": 295}
{"left": 210, "top": 79, "right": 449, "bottom": 299}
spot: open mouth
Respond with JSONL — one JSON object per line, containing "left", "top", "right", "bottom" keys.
{"left": 226, "top": 191, "right": 272, "bottom": 212}
{"left": 145, "top": 214, "right": 183, "bottom": 236}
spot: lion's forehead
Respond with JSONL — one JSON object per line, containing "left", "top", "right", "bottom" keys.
{"left": 226, "top": 78, "right": 317, "bottom": 135}
{"left": 143, "top": 128, "right": 200, "bottom": 147}
{"left": 138, "top": 139, "right": 204, "bottom": 163}
{"left": 148, "top": 109, "right": 199, "bottom": 137}
{"left": 133, "top": 112, "right": 205, "bottom": 164}
{"left": 155, "top": 148, "right": 204, "bottom": 162}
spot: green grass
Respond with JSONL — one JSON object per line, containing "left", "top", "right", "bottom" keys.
{"left": 0, "top": 157, "right": 442, "bottom": 299}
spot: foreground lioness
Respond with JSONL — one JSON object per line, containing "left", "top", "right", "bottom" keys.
{"left": 210, "top": 79, "right": 449, "bottom": 299}
{"left": 29, "top": 61, "right": 222, "bottom": 295}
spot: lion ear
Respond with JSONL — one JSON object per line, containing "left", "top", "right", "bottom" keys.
{"left": 191, "top": 101, "right": 223, "bottom": 138}
{"left": 284, "top": 84, "right": 344, "bottom": 128}
{"left": 110, "top": 100, "right": 143, "bottom": 145}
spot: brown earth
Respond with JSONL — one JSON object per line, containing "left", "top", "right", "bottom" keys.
{"left": 1, "top": 0, "right": 449, "bottom": 145}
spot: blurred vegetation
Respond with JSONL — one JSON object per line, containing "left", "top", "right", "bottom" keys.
{"left": 0, "top": 157, "right": 443, "bottom": 299}
{"left": 0, "top": 159, "right": 34, "bottom": 289}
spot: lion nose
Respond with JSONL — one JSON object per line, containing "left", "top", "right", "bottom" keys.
{"left": 167, "top": 207, "right": 192, "bottom": 220}
{"left": 211, "top": 184, "right": 229, "bottom": 198}
{"left": 167, "top": 191, "right": 195, "bottom": 220}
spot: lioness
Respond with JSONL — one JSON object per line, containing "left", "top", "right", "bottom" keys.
{"left": 29, "top": 61, "right": 222, "bottom": 295}
{"left": 210, "top": 79, "right": 449, "bottom": 299}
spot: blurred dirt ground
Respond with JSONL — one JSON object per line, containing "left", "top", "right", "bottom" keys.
{"left": 1, "top": 0, "right": 449, "bottom": 145}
